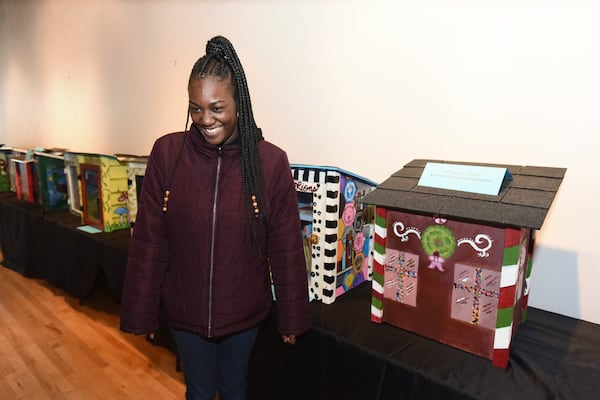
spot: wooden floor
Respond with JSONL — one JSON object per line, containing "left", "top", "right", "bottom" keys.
{"left": 0, "top": 253, "right": 186, "bottom": 399}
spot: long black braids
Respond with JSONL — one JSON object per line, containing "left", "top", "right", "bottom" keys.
{"left": 188, "top": 36, "right": 267, "bottom": 253}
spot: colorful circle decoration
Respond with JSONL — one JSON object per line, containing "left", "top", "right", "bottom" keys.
{"left": 354, "top": 232, "right": 365, "bottom": 252}
{"left": 420, "top": 224, "right": 457, "bottom": 259}
{"left": 353, "top": 252, "right": 364, "bottom": 273}
{"left": 343, "top": 271, "right": 355, "bottom": 290}
{"left": 342, "top": 203, "right": 356, "bottom": 226}
{"left": 343, "top": 180, "right": 357, "bottom": 203}
{"left": 353, "top": 210, "right": 364, "bottom": 232}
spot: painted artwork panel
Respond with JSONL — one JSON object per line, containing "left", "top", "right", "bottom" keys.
{"left": 64, "top": 153, "right": 82, "bottom": 216}
{"left": 127, "top": 167, "right": 146, "bottom": 225}
{"left": 82, "top": 166, "right": 102, "bottom": 226}
{"left": 38, "top": 157, "right": 68, "bottom": 211}
{"left": 451, "top": 263, "right": 500, "bottom": 330}
{"left": 44, "top": 163, "right": 68, "bottom": 208}
{"left": 0, "top": 150, "right": 11, "bottom": 192}
{"left": 291, "top": 166, "right": 331, "bottom": 302}
{"left": 335, "top": 175, "right": 376, "bottom": 295}
{"left": 515, "top": 230, "right": 530, "bottom": 304}
{"left": 100, "top": 158, "right": 130, "bottom": 232}
{"left": 291, "top": 164, "right": 377, "bottom": 303}
{"left": 14, "top": 160, "right": 36, "bottom": 202}
{"left": 297, "top": 190, "right": 314, "bottom": 297}
{"left": 383, "top": 249, "right": 419, "bottom": 307}
{"left": 381, "top": 209, "right": 506, "bottom": 360}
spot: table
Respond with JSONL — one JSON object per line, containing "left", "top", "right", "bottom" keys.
{"left": 267, "top": 283, "right": 600, "bottom": 399}
{"left": 0, "top": 192, "right": 129, "bottom": 302}
{"left": 2, "top": 192, "right": 598, "bottom": 400}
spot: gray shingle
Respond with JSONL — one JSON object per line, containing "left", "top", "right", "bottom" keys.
{"left": 362, "top": 159, "right": 566, "bottom": 230}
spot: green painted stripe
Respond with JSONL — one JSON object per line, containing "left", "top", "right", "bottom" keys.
{"left": 502, "top": 245, "right": 520, "bottom": 266}
{"left": 374, "top": 241, "right": 385, "bottom": 255}
{"left": 371, "top": 296, "right": 382, "bottom": 309}
{"left": 372, "top": 271, "right": 383, "bottom": 285}
{"left": 375, "top": 214, "right": 386, "bottom": 228}
{"left": 496, "top": 307, "right": 515, "bottom": 328}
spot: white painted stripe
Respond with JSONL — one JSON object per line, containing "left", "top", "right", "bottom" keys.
{"left": 500, "top": 264, "right": 519, "bottom": 287}
{"left": 374, "top": 224, "right": 387, "bottom": 239}
{"left": 493, "top": 325, "right": 513, "bottom": 349}
{"left": 371, "top": 306, "right": 383, "bottom": 317}
{"left": 372, "top": 280, "right": 383, "bottom": 293}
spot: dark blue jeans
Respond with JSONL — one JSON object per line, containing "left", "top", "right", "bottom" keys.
{"left": 171, "top": 326, "right": 259, "bottom": 400}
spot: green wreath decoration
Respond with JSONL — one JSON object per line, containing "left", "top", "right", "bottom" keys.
{"left": 420, "top": 225, "right": 457, "bottom": 259}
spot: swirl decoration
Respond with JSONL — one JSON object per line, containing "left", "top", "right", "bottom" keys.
{"left": 392, "top": 221, "right": 421, "bottom": 242}
{"left": 457, "top": 234, "right": 493, "bottom": 257}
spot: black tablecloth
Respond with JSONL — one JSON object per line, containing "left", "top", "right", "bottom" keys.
{"left": 267, "top": 283, "right": 600, "bottom": 400}
{"left": 2, "top": 192, "right": 599, "bottom": 400}
{"left": 0, "top": 192, "right": 129, "bottom": 301}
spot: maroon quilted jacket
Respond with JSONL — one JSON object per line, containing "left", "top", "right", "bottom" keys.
{"left": 119, "top": 127, "right": 310, "bottom": 338}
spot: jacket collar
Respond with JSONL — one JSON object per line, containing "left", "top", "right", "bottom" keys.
{"left": 188, "top": 124, "right": 242, "bottom": 159}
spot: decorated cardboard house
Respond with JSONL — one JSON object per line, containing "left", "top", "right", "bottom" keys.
{"left": 2, "top": 147, "right": 28, "bottom": 194}
{"left": 362, "top": 159, "right": 566, "bottom": 368}
{"left": 34, "top": 150, "right": 69, "bottom": 212}
{"left": 0, "top": 146, "right": 15, "bottom": 192}
{"left": 10, "top": 149, "right": 37, "bottom": 203}
{"left": 64, "top": 152, "right": 83, "bottom": 217}
{"left": 115, "top": 154, "right": 149, "bottom": 228}
{"left": 290, "top": 164, "right": 378, "bottom": 304}
{"left": 63, "top": 152, "right": 130, "bottom": 232}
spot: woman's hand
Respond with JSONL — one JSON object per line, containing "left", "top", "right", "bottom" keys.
{"left": 139, "top": 332, "right": 155, "bottom": 341}
{"left": 281, "top": 334, "right": 296, "bottom": 345}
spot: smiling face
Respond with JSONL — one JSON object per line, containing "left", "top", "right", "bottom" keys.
{"left": 188, "top": 75, "right": 238, "bottom": 146}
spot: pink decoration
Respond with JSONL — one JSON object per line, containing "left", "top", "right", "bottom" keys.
{"left": 342, "top": 203, "right": 356, "bottom": 226}
{"left": 427, "top": 254, "right": 445, "bottom": 271}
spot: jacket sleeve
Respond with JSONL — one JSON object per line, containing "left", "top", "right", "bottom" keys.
{"left": 265, "top": 150, "right": 311, "bottom": 336}
{"left": 119, "top": 139, "right": 169, "bottom": 335}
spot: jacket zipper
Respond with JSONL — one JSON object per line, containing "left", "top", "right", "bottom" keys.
{"left": 207, "top": 146, "right": 223, "bottom": 337}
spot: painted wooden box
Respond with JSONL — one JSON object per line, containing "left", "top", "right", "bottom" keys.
{"left": 2, "top": 147, "right": 27, "bottom": 194}
{"left": 34, "top": 150, "right": 69, "bottom": 212}
{"left": 11, "top": 150, "right": 37, "bottom": 203}
{"left": 362, "top": 159, "right": 566, "bottom": 368}
{"left": 291, "top": 164, "right": 378, "bottom": 304}
{"left": 115, "top": 154, "right": 149, "bottom": 228}
{"left": 64, "top": 152, "right": 83, "bottom": 217}
{"left": 64, "top": 152, "right": 130, "bottom": 232}
{"left": 0, "top": 146, "right": 15, "bottom": 192}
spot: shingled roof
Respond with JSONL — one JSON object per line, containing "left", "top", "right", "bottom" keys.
{"left": 361, "top": 159, "right": 566, "bottom": 230}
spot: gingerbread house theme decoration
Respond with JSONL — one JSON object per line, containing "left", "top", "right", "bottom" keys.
{"left": 291, "top": 164, "right": 378, "bottom": 304}
{"left": 64, "top": 152, "right": 130, "bottom": 232}
{"left": 362, "top": 159, "right": 566, "bottom": 368}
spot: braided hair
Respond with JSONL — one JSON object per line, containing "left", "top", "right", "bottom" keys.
{"left": 187, "top": 36, "right": 267, "bottom": 251}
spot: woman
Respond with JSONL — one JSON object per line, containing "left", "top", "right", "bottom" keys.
{"left": 120, "top": 36, "right": 311, "bottom": 400}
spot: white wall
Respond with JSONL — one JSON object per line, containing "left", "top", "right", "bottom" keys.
{"left": 1, "top": 0, "right": 598, "bottom": 324}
